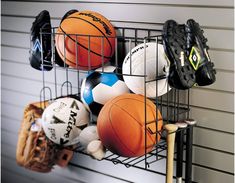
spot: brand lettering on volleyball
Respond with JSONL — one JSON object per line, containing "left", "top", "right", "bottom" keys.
{"left": 125, "top": 45, "right": 149, "bottom": 62}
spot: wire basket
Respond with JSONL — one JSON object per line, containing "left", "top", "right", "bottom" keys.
{"left": 38, "top": 26, "right": 191, "bottom": 174}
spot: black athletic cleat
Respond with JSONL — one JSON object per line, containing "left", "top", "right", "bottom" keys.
{"left": 162, "top": 20, "right": 196, "bottom": 90}
{"left": 29, "top": 10, "right": 53, "bottom": 71}
{"left": 186, "top": 19, "right": 216, "bottom": 86}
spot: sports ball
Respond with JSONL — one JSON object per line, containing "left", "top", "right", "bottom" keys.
{"left": 87, "top": 140, "right": 106, "bottom": 160}
{"left": 122, "top": 43, "right": 170, "bottom": 98}
{"left": 81, "top": 66, "right": 130, "bottom": 116}
{"left": 42, "top": 97, "right": 90, "bottom": 146}
{"left": 55, "top": 10, "right": 116, "bottom": 70}
{"left": 78, "top": 125, "right": 99, "bottom": 149}
{"left": 97, "top": 93, "right": 163, "bottom": 157}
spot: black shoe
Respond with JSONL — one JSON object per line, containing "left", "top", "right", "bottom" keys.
{"left": 186, "top": 19, "right": 216, "bottom": 86}
{"left": 29, "top": 10, "right": 53, "bottom": 71}
{"left": 54, "top": 9, "right": 79, "bottom": 67}
{"left": 162, "top": 20, "right": 196, "bottom": 90}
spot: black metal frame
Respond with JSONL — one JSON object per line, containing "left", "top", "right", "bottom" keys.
{"left": 38, "top": 26, "right": 194, "bottom": 182}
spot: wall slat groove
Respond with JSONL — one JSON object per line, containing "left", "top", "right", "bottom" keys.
{"left": 2, "top": 26, "right": 234, "bottom": 51}
{"left": 2, "top": 58, "right": 234, "bottom": 93}
{"left": 1, "top": 155, "right": 86, "bottom": 183}
{"left": 1, "top": 0, "right": 234, "bottom": 9}
{"left": 1, "top": 0, "right": 233, "bottom": 182}
{"left": 192, "top": 144, "right": 234, "bottom": 156}
{"left": 192, "top": 162, "right": 234, "bottom": 176}
{"left": 2, "top": 14, "right": 234, "bottom": 30}
{"left": 2, "top": 113, "right": 233, "bottom": 155}
{"left": 2, "top": 168, "right": 41, "bottom": 183}
{"left": 195, "top": 125, "right": 234, "bottom": 135}
{"left": 2, "top": 2, "right": 233, "bottom": 28}
{"left": 1, "top": 135, "right": 232, "bottom": 181}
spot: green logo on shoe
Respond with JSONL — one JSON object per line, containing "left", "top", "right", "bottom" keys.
{"left": 189, "top": 46, "right": 200, "bottom": 70}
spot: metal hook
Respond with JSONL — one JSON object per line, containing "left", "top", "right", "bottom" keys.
{"left": 61, "top": 81, "right": 73, "bottom": 96}
{"left": 40, "top": 86, "right": 52, "bottom": 109}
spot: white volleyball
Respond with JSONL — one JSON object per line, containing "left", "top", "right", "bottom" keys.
{"left": 122, "top": 43, "right": 170, "bottom": 98}
{"left": 42, "top": 97, "right": 90, "bottom": 146}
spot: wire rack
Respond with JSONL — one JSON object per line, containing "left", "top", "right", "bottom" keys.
{"left": 38, "top": 26, "right": 192, "bottom": 175}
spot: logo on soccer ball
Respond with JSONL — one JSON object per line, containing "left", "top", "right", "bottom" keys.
{"left": 42, "top": 98, "right": 89, "bottom": 146}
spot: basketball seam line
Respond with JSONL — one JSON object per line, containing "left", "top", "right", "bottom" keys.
{"left": 112, "top": 102, "right": 159, "bottom": 144}
{"left": 59, "top": 16, "right": 113, "bottom": 59}
{"left": 112, "top": 97, "right": 161, "bottom": 119}
{"left": 68, "top": 16, "right": 113, "bottom": 57}
{"left": 55, "top": 39, "right": 108, "bottom": 68}
{"left": 107, "top": 99, "right": 158, "bottom": 156}
{"left": 108, "top": 104, "right": 141, "bottom": 156}
{"left": 112, "top": 96, "right": 163, "bottom": 143}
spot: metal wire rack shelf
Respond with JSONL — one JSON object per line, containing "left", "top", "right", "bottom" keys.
{"left": 38, "top": 26, "right": 194, "bottom": 181}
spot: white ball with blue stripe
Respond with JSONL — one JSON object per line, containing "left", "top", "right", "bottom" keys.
{"left": 81, "top": 66, "right": 130, "bottom": 116}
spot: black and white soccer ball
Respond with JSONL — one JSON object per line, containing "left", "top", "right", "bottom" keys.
{"left": 81, "top": 66, "right": 130, "bottom": 116}
{"left": 41, "top": 97, "right": 90, "bottom": 146}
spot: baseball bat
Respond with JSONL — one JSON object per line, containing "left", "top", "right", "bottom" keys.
{"left": 185, "top": 119, "right": 196, "bottom": 183}
{"left": 165, "top": 124, "right": 178, "bottom": 183}
{"left": 175, "top": 122, "right": 188, "bottom": 183}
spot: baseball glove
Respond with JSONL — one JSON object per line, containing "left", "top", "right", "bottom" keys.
{"left": 16, "top": 101, "right": 74, "bottom": 173}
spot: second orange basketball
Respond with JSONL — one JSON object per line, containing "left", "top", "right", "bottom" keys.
{"left": 55, "top": 10, "right": 116, "bottom": 70}
{"left": 97, "top": 94, "right": 163, "bottom": 157}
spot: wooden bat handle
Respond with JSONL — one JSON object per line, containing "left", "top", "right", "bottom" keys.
{"left": 165, "top": 124, "right": 178, "bottom": 183}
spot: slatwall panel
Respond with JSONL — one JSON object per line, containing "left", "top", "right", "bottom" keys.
{"left": 1, "top": 1, "right": 234, "bottom": 183}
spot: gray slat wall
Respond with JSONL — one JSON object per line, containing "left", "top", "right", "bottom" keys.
{"left": 1, "top": 0, "right": 234, "bottom": 183}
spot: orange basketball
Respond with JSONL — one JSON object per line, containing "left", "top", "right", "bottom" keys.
{"left": 97, "top": 93, "right": 163, "bottom": 157}
{"left": 55, "top": 10, "right": 116, "bottom": 70}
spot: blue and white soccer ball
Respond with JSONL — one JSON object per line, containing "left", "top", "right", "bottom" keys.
{"left": 81, "top": 66, "right": 130, "bottom": 116}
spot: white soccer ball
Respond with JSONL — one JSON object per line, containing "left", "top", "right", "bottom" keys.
{"left": 122, "top": 43, "right": 171, "bottom": 98}
{"left": 78, "top": 125, "right": 99, "bottom": 149}
{"left": 42, "top": 97, "right": 90, "bottom": 146}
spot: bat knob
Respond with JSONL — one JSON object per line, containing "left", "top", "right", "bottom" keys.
{"left": 185, "top": 119, "right": 197, "bottom": 126}
{"left": 164, "top": 124, "right": 178, "bottom": 133}
{"left": 175, "top": 121, "right": 188, "bottom": 128}
{"left": 176, "top": 177, "right": 183, "bottom": 183}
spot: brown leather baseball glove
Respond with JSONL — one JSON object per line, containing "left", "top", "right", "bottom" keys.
{"left": 16, "top": 101, "right": 74, "bottom": 173}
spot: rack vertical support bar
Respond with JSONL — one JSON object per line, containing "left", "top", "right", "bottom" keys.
{"left": 155, "top": 37, "right": 159, "bottom": 160}
{"left": 176, "top": 128, "right": 184, "bottom": 183}
{"left": 185, "top": 90, "right": 193, "bottom": 183}
{"left": 40, "top": 28, "right": 46, "bottom": 108}
{"left": 176, "top": 90, "right": 183, "bottom": 183}
{"left": 185, "top": 126, "right": 193, "bottom": 183}
{"left": 144, "top": 39, "right": 147, "bottom": 169}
